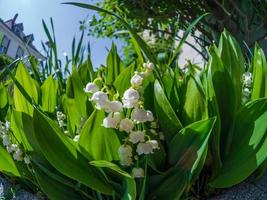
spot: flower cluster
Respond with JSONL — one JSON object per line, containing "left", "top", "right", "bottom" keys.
{"left": 57, "top": 111, "right": 66, "bottom": 128}
{"left": 242, "top": 72, "right": 253, "bottom": 104}
{"left": 85, "top": 61, "right": 160, "bottom": 178}
{"left": 0, "top": 121, "right": 30, "bottom": 165}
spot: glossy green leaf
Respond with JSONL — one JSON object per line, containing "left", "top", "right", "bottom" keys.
{"left": 78, "top": 110, "right": 120, "bottom": 161}
{"left": 218, "top": 30, "right": 244, "bottom": 107}
{"left": 0, "top": 145, "right": 20, "bottom": 176}
{"left": 11, "top": 110, "right": 33, "bottom": 151}
{"left": 0, "top": 83, "right": 8, "bottom": 120}
{"left": 168, "top": 117, "right": 216, "bottom": 174}
{"left": 147, "top": 167, "right": 187, "bottom": 200}
{"left": 13, "top": 62, "right": 39, "bottom": 116}
{"left": 210, "top": 98, "right": 267, "bottom": 188}
{"left": 41, "top": 75, "right": 58, "bottom": 113}
{"left": 34, "top": 166, "right": 84, "bottom": 200}
{"left": 180, "top": 75, "right": 208, "bottom": 125}
{"left": 121, "top": 177, "right": 136, "bottom": 200}
{"left": 154, "top": 80, "right": 182, "bottom": 142}
{"left": 114, "top": 62, "right": 135, "bottom": 97}
{"left": 251, "top": 43, "right": 267, "bottom": 99}
{"left": 90, "top": 160, "right": 132, "bottom": 179}
{"left": 208, "top": 46, "right": 235, "bottom": 158}
{"left": 106, "top": 43, "right": 124, "bottom": 85}
{"left": 33, "top": 108, "right": 114, "bottom": 194}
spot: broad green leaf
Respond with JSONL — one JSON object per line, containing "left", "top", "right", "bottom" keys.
{"left": 0, "top": 145, "right": 20, "bottom": 176}
{"left": 161, "top": 68, "right": 180, "bottom": 114}
{"left": 13, "top": 62, "right": 39, "bottom": 116}
{"left": 106, "top": 43, "right": 124, "bottom": 85}
{"left": 210, "top": 98, "right": 267, "bottom": 188}
{"left": 121, "top": 177, "right": 136, "bottom": 200}
{"left": 11, "top": 110, "right": 33, "bottom": 151}
{"left": 168, "top": 117, "right": 216, "bottom": 175}
{"left": 180, "top": 75, "right": 208, "bottom": 125}
{"left": 64, "top": 67, "right": 90, "bottom": 135}
{"left": 0, "top": 83, "right": 8, "bottom": 120}
{"left": 114, "top": 62, "right": 135, "bottom": 97}
{"left": 33, "top": 108, "right": 114, "bottom": 194}
{"left": 147, "top": 167, "right": 187, "bottom": 200}
{"left": 78, "top": 110, "right": 120, "bottom": 161}
{"left": 90, "top": 160, "right": 132, "bottom": 179}
{"left": 34, "top": 166, "right": 84, "bottom": 200}
{"left": 251, "top": 43, "right": 267, "bottom": 99}
{"left": 218, "top": 30, "right": 244, "bottom": 107}
{"left": 41, "top": 75, "right": 58, "bottom": 113}
{"left": 208, "top": 46, "right": 235, "bottom": 159}
{"left": 154, "top": 80, "right": 182, "bottom": 142}
{"left": 78, "top": 55, "right": 95, "bottom": 85}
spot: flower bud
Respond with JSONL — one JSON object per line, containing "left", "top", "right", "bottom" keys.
{"left": 24, "top": 155, "right": 31, "bottom": 165}
{"left": 119, "top": 118, "right": 134, "bottom": 133}
{"left": 84, "top": 82, "right": 99, "bottom": 93}
{"left": 132, "top": 167, "right": 144, "bottom": 178}
{"left": 146, "top": 110, "right": 154, "bottom": 122}
{"left": 131, "top": 73, "right": 143, "bottom": 88}
{"left": 129, "top": 131, "right": 145, "bottom": 144}
{"left": 73, "top": 135, "right": 80, "bottom": 142}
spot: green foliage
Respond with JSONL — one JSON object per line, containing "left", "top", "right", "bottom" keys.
{"left": 0, "top": 3, "right": 267, "bottom": 200}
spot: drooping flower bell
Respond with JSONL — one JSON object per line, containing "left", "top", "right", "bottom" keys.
{"left": 132, "top": 167, "right": 144, "bottom": 178}
{"left": 91, "top": 91, "right": 109, "bottom": 109}
{"left": 119, "top": 118, "right": 134, "bottom": 133}
{"left": 122, "top": 88, "right": 140, "bottom": 108}
{"left": 84, "top": 82, "right": 99, "bottom": 93}
{"left": 129, "top": 130, "right": 145, "bottom": 144}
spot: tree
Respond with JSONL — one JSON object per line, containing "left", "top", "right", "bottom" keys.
{"left": 83, "top": 0, "right": 267, "bottom": 60}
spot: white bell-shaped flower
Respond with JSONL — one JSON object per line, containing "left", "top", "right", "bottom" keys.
{"left": 146, "top": 110, "right": 154, "bottom": 122}
{"left": 129, "top": 130, "right": 145, "bottom": 144}
{"left": 131, "top": 108, "right": 148, "bottom": 123}
{"left": 131, "top": 73, "right": 143, "bottom": 88}
{"left": 120, "top": 156, "right": 133, "bottom": 166}
{"left": 91, "top": 91, "right": 109, "bottom": 109}
{"left": 73, "top": 135, "right": 80, "bottom": 142}
{"left": 119, "top": 118, "right": 134, "bottom": 133}
{"left": 132, "top": 167, "right": 144, "bottom": 178}
{"left": 136, "top": 142, "right": 153, "bottom": 155}
{"left": 118, "top": 145, "right": 133, "bottom": 158}
{"left": 5, "top": 121, "right": 10, "bottom": 130}
{"left": 2, "top": 135, "right": 10, "bottom": 147}
{"left": 84, "top": 82, "right": 99, "bottom": 93}
{"left": 147, "top": 140, "right": 160, "bottom": 150}
{"left": 24, "top": 155, "right": 31, "bottom": 165}
{"left": 243, "top": 88, "right": 251, "bottom": 97}
{"left": 13, "top": 149, "right": 23, "bottom": 161}
{"left": 242, "top": 72, "right": 252, "bottom": 86}
{"left": 103, "top": 115, "right": 119, "bottom": 129}
{"left": 107, "top": 101, "right": 123, "bottom": 113}
{"left": 122, "top": 88, "right": 140, "bottom": 108}
{"left": 113, "top": 112, "right": 122, "bottom": 123}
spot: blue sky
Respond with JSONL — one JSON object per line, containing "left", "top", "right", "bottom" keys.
{"left": 0, "top": 0, "right": 123, "bottom": 67}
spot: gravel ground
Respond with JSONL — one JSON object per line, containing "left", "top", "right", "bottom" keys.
{"left": 1, "top": 172, "right": 267, "bottom": 200}
{"left": 0, "top": 175, "right": 42, "bottom": 200}
{"left": 209, "top": 172, "right": 267, "bottom": 200}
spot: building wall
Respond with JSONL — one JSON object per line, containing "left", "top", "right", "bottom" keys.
{"left": 0, "top": 21, "right": 44, "bottom": 60}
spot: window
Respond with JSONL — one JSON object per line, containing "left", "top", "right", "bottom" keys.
{"left": 16, "top": 46, "right": 24, "bottom": 58}
{"left": 0, "top": 35, "right": 11, "bottom": 54}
